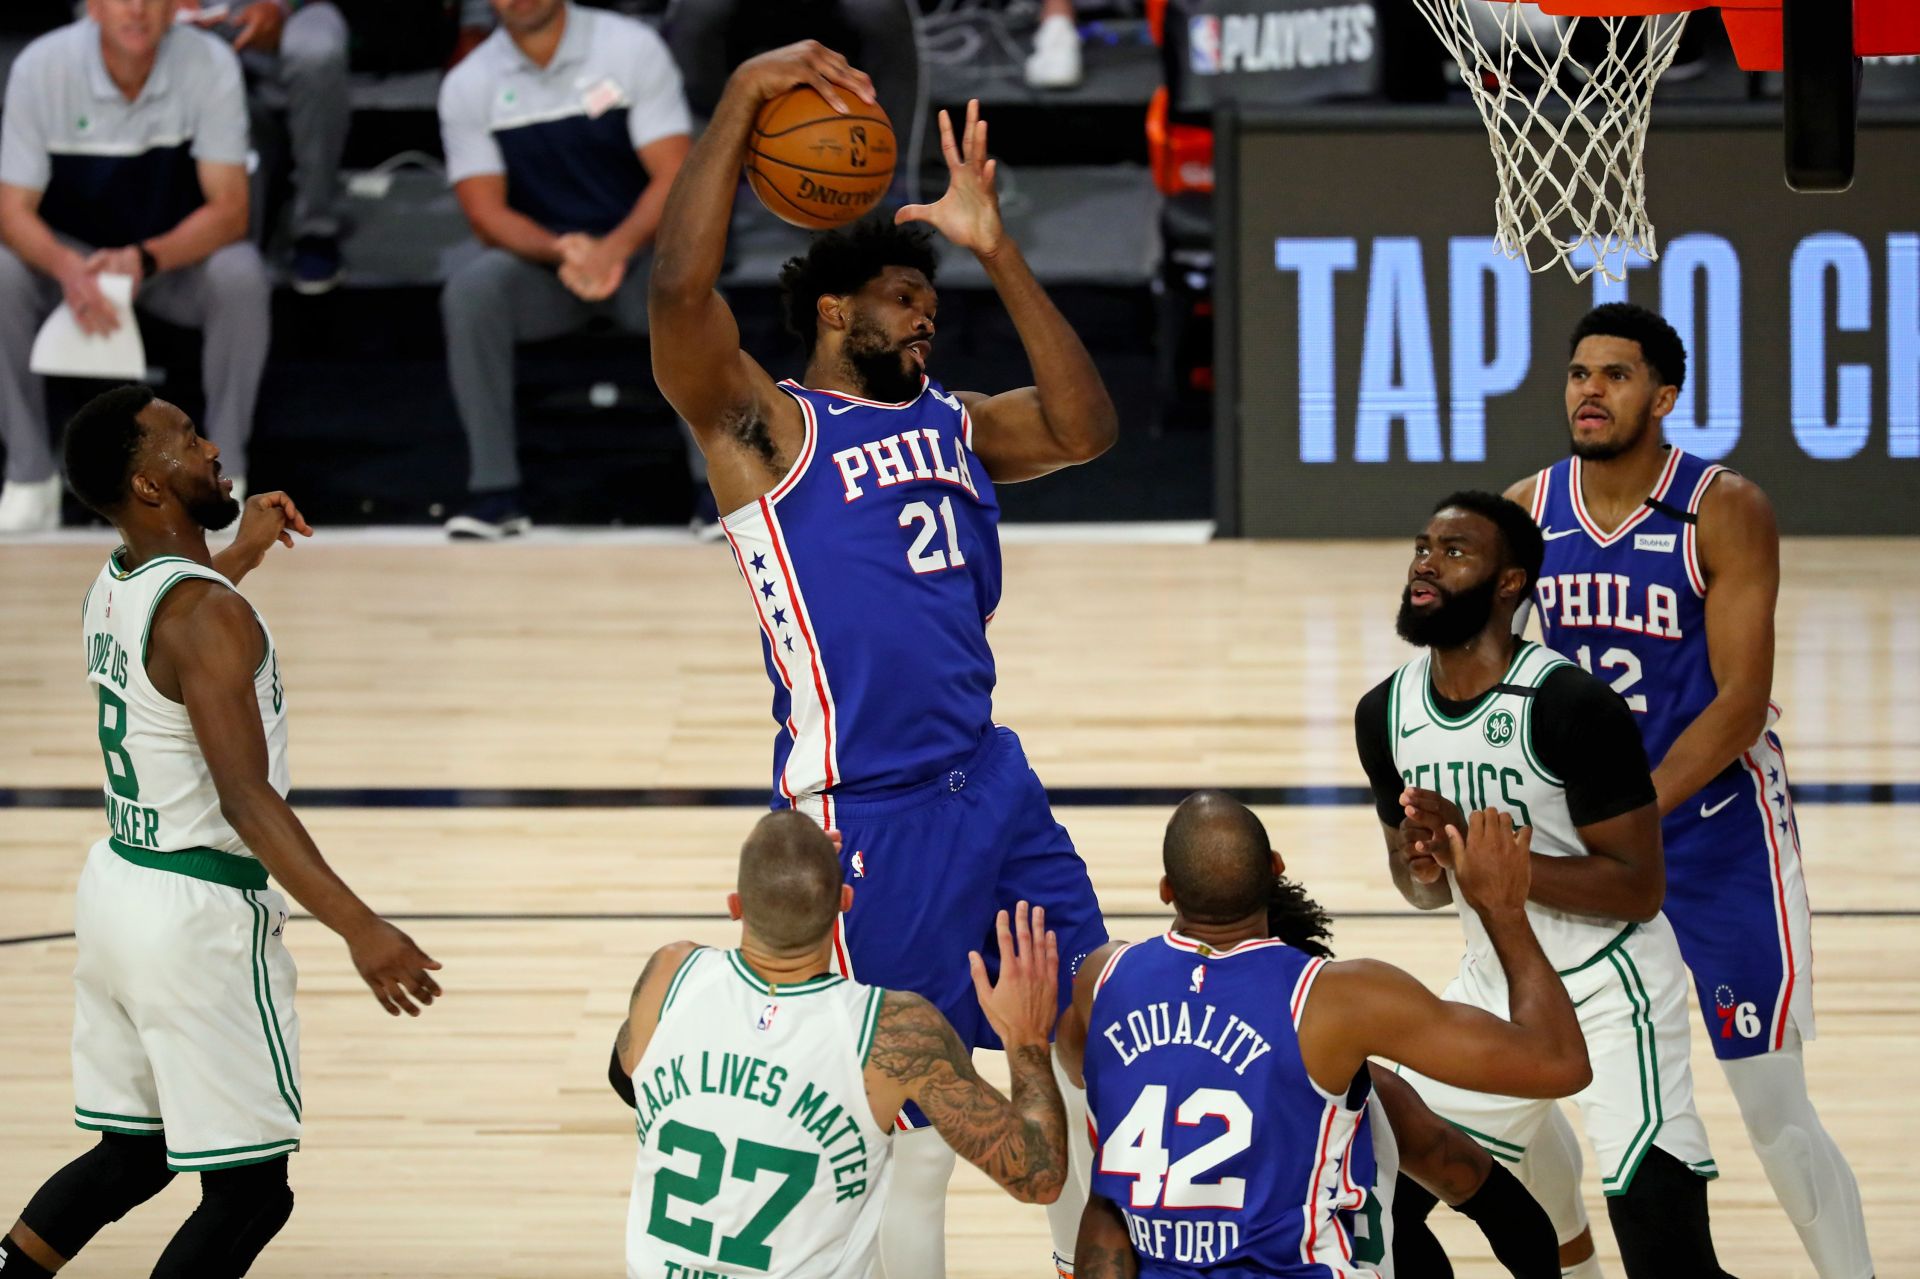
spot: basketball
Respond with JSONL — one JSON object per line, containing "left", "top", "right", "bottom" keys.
{"left": 746, "top": 86, "right": 896, "bottom": 231}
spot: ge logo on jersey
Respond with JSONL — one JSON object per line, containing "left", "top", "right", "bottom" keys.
{"left": 1189, "top": 964, "right": 1206, "bottom": 995}
{"left": 1484, "top": 710, "right": 1516, "bottom": 748}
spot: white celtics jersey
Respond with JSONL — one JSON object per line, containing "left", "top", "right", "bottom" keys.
{"left": 626, "top": 948, "right": 893, "bottom": 1279}
{"left": 81, "top": 549, "right": 288, "bottom": 861}
{"left": 1386, "top": 641, "right": 1629, "bottom": 975}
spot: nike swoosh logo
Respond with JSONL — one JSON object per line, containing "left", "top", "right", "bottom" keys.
{"left": 1540, "top": 527, "right": 1580, "bottom": 541}
{"left": 827, "top": 402, "right": 858, "bottom": 415}
{"left": 1399, "top": 723, "right": 1426, "bottom": 738}
{"left": 1699, "top": 795, "right": 1736, "bottom": 819}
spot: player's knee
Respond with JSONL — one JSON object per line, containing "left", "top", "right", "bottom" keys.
{"left": 151, "top": 1158, "right": 294, "bottom": 1279}
{"left": 22, "top": 1132, "right": 175, "bottom": 1256}
{"left": 1605, "top": 1147, "right": 1724, "bottom": 1273}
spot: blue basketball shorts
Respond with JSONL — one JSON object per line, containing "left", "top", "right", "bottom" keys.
{"left": 1660, "top": 731, "right": 1815, "bottom": 1061}
{"left": 802, "top": 726, "right": 1107, "bottom": 1128}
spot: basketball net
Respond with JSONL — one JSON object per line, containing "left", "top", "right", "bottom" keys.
{"left": 1410, "top": 1, "right": 1692, "bottom": 283}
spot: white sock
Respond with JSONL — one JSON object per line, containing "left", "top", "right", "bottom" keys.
{"left": 879, "top": 1124, "right": 958, "bottom": 1279}
{"left": 1519, "top": 1104, "right": 1594, "bottom": 1249}
{"left": 1721, "top": 1037, "right": 1874, "bottom": 1279}
{"left": 1043, "top": 1049, "right": 1093, "bottom": 1272}
{"left": 1562, "top": 1258, "right": 1605, "bottom": 1279}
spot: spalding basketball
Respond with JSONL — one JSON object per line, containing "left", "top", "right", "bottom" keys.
{"left": 747, "top": 86, "right": 896, "bottom": 230}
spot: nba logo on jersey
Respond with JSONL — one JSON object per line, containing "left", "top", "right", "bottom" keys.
{"left": 1189, "top": 964, "right": 1206, "bottom": 994}
{"left": 851, "top": 850, "right": 866, "bottom": 879}
{"left": 756, "top": 1002, "right": 778, "bottom": 1032}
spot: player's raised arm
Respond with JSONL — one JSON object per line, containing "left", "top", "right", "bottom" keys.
{"left": 1300, "top": 810, "right": 1590, "bottom": 1100}
{"left": 648, "top": 43, "right": 873, "bottom": 448}
{"left": 897, "top": 100, "right": 1116, "bottom": 484}
{"left": 157, "top": 584, "right": 441, "bottom": 1017}
{"left": 864, "top": 903, "right": 1068, "bottom": 1204}
{"left": 1650, "top": 473, "right": 1779, "bottom": 814}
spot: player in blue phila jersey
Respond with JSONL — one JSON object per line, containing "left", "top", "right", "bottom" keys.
{"left": 1060, "top": 792, "right": 1589, "bottom": 1279}
{"left": 647, "top": 40, "right": 1118, "bottom": 1279}
{"left": 1508, "top": 304, "right": 1872, "bottom": 1279}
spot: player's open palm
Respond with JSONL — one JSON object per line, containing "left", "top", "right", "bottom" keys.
{"left": 970, "top": 901, "right": 1058, "bottom": 1050}
{"left": 897, "top": 100, "right": 1003, "bottom": 258}
{"left": 347, "top": 918, "right": 443, "bottom": 1017}
{"left": 1446, "top": 808, "right": 1533, "bottom": 918}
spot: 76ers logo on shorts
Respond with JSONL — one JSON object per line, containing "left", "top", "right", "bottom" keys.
{"left": 1715, "top": 984, "right": 1761, "bottom": 1039}
{"left": 1189, "top": 16, "right": 1222, "bottom": 74}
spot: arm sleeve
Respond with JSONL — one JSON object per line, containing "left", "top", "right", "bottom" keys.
{"left": 439, "top": 63, "right": 505, "bottom": 184}
{"left": 188, "top": 37, "right": 251, "bottom": 167}
{"left": 1354, "top": 678, "right": 1406, "bottom": 827}
{"left": 621, "top": 24, "right": 693, "bottom": 151}
{"left": 609, "top": 1044, "right": 637, "bottom": 1107}
{"left": 0, "top": 47, "right": 51, "bottom": 191}
{"left": 1532, "top": 665, "right": 1657, "bottom": 827}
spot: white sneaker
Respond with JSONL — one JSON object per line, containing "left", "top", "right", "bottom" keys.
{"left": 0, "top": 475, "right": 61, "bottom": 532}
{"left": 1025, "top": 13, "right": 1083, "bottom": 90}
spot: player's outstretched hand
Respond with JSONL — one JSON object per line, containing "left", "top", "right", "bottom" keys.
{"left": 1444, "top": 808, "right": 1533, "bottom": 919}
{"left": 896, "top": 100, "right": 1003, "bottom": 259}
{"left": 734, "top": 40, "right": 876, "bottom": 115}
{"left": 224, "top": 491, "right": 313, "bottom": 572}
{"left": 969, "top": 901, "right": 1058, "bottom": 1051}
{"left": 347, "top": 918, "right": 443, "bottom": 1017}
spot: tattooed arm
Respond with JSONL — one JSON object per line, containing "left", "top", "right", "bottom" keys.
{"left": 865, "top": 989, "right": 1067, "bottom": 1202}
{"left": 1076, "top": 1195, "right": 1139, "bottom": 1279}
{"left": 614, "top": 940, "right": 701, "bottom": 1080}
{"left": 863, "top": 901, "right": 1067, "bottom": 1203}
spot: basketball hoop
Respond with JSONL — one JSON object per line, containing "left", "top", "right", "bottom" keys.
{"left": 1408, "top": 0, "right": 1693, "bottom": 283}
{"left": 1412, "top": 0, "right": 1918, "bottom": 283}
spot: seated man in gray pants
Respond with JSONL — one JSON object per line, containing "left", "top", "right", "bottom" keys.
{"left": 0, "top": 0, "right": 269, "bottom": 533}
{"left": 180, "top": 0, "right": 352, "bottom": 294}
{"left": 438, "top": 0, "right": 695, "bottom": 539}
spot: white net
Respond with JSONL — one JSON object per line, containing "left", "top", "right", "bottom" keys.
{"left": 1408, "top": 1, "right": 1693, "bottom": 283}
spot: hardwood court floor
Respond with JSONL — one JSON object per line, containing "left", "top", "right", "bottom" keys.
{"left": 2, "top": 535, "right": 1916, "bottom": 1277}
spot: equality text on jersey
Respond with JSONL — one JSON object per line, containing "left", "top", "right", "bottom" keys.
{"left": 1100, "top": 997, "right": 1275, "bottom": 1077}
{"left": 1537, "top": 572, "right": 1683, "bottom": 639}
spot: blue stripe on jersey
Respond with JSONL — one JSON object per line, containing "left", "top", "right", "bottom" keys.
{"left": 43, "top": 144, "right": 202, "bottom": 248}
{"left": 1532, "top": 447, "right": 1726, "bottom": 772}
{"left": 735, "top": 378, "right": 1002, "bottom": 804}
{"left": 1085, "top": 936, "right": 1377, "bottom": 1279}
{"left": 494, "top": 107, "right": 647, "bottom": 236}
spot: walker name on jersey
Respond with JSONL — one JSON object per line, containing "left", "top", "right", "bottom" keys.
{"left": 105, "top": 792, "right": 163, "bottom": 849}
{"left": 1399, "top": 762, "right": 1535, "bottom": 830}
{"left": 1123, "top": 1208, "right": 1243, "bottom": 1265}
{"left": 1536, "top": 574, "right": 1683, "bottom": 638}
{"left": 830, "top": 426, "right": 979, "bottom": 503}
{"left": 634, "top": 1051, "right": 874, "bottom": 1202}
{"left": 1099, "top": 999, "right": 1274, "bottom": 1077}
{"left": 87, "top": 630, "right": 130, "bottom": 688}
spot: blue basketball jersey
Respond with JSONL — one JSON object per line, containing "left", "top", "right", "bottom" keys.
{"left": 1085, "top": 934, "right": 1381, "bottom": 1279}
{"left": 1528, "top": 447, "right": 1733, "bottom": 771}
{"left": 721, "top": 377, "right": 1003, "bottom": 817}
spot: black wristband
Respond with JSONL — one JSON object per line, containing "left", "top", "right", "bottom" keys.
{"left": 609, "top": 1044, "right": 636, "bottom": 1108}
{"left": 137, "top": 244, "right": 159, "bottom": 278}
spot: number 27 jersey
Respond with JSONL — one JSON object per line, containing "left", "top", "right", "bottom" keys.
{"left": 720, "top": 377, "right": 1003, "bottom": 809}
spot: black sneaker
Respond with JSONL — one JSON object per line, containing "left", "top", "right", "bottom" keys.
{"left": 291, "top": 236, "right": 343, "bottom": 296}
{"left": 446, "top": 490, "right": 532, "bottom": 540}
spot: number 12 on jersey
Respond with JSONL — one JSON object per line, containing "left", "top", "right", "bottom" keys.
{"left": 1098, "top": 1084, "right": 1251, "bottom": 1209}
{"left": 899, "top": 497, "right": 967, "bottom": 575}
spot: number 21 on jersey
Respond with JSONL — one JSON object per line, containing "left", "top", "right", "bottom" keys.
{"left": 899, "top": 497, "right": 967, "bottom": 575}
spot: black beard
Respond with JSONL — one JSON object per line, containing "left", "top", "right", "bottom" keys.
{"left": 186, "top": 485, "right": 241, "bottom": 531}
{"left": 1568, "top": 411, "right": 1651, "bottom": 461}
{"left": 1395, "top": 574, "right": 1500, "bottom": 649}
{"left": 842, "top": 316, "right": 922, "bottom": 404}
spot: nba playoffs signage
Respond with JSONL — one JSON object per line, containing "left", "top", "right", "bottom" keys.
{"left": 1167, "top": 0, "right": 1381, "bottom": 112}
{"left": 1218, "top": 113, "right": 1920, "bottom": 536}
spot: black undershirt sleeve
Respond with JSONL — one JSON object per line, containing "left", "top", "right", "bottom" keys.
{"left": 1353, "top": 677, "right": 1407, "bottom": 827}
{"left": 1529, "top": 664, "right": 1658, "bottom": 827}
